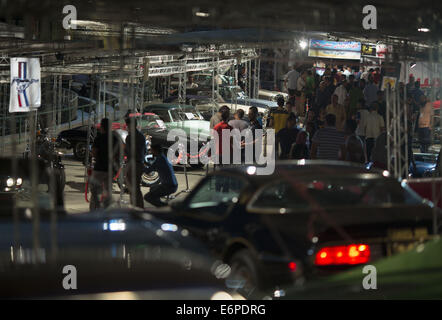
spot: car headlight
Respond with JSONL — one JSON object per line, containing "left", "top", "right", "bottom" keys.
{"left": 6, "top": 178, "right": 14, "bottom": 187}
{"left": 16, "top": 178, "right": 22, "bottom": 186}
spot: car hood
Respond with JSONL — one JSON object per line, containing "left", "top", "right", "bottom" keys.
{"left": 166, "top": 120, "right": 211, "bottom": 139}
{"left": 237, "top": 98, "right": 278, "bottom": 108}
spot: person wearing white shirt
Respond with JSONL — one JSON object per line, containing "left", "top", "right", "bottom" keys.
{"left": 364, "top": 102, "right": 385, "bottom": 161}
{"left": 343, "top": 67, "right": 352, "bottom": 77}
{"left": 284, "top": 66, "right": 300, "bottom": 96}
{"left": 333, "top": 77, "right": 348, "bottom": 106}
{"left": 355, "top": 100, "right": 369, "bottom": 139}
{"left": 361, "top": 67, "right": 371, "bottom": 82}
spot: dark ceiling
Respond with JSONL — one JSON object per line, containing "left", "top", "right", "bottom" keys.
{"left": 1, "top": 0, "right": 441, "bottom": 41}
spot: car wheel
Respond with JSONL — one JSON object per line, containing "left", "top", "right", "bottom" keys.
{"left": 228, "top": 249, "right": 261, "bottom": 298}
{"left": 141, "top": 171, "right": 159, "bottom": 186}
{"left": 73, "top": 142, "right": 87, "bottom": 160}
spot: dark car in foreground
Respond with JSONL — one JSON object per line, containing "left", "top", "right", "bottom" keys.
{"left": 145, "top": 161, "right": 438, "bottom": 297}
{"left": 0, "top": 208, "right": 236, "bottom": 299}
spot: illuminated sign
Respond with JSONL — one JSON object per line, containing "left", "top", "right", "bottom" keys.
{"left": 362, "top": 44, "right": 377, "bottom": 56}
{"left": 308, "top": 40, "right": 361, "bottom": 60}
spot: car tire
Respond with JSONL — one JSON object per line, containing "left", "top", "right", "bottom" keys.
{"left": 141, "top": 171, "right": 160, "bottom": 186}
{"left": 73, "top": 142, "right": 87, "bottom": 160}
{"left": 228, "top": 249, "right": 261, "bottom": 298}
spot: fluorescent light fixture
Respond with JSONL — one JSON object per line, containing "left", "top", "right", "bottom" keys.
{"left": 410, "top": 62, "right": 417, "bottom": 69}
{"left": 418, "top": 28, "right": 430, "bottom": 32}
{"left": 195, "top": 12, "right": 210, "bottom": 17}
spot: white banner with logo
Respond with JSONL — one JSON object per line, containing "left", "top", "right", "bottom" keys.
{"left": 9, "top": 57, "right": 41, "bottom": 113}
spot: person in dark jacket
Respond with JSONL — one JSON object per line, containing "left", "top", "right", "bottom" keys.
{"left": 125, "top": 117, "right": 146, "bottom": 208}
{"left": 290, "top": 131, "right": 309, "bottom": 160}
{"left": 89, "top": 118, "right": 121, "bottom": 210}
{"left": 143, "top": 144, "right": 178, "bottom": 207}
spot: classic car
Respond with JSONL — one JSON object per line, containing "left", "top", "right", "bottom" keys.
{"left": 58, "top": 113, "right": 209, "bottom": 170}
{"left": 258, "top": 89, "right": 289, "bottom": 103}
{"left": 163, "top": 95, "right": 260, "bottom": 122}
{"left": 218, "top": 85, "right": 278, "bottom": 110}
{"left": 143, "top": 103, "right": 211, "bottom": 142}
{"left": 145, "top": 161, "right": 437, "bottom": 297}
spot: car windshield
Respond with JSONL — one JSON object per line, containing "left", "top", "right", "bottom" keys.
{"left": 414, "top": 153, "right": 437, "bottom": 163}
{"left": 170, "top": 107, "right": 204, "bottom": 121}
{"left": 249, "top": 177, "right": 423, "bottom": 212}
{"left": 140, "top": 115, "right": 166, "bottom": 130}
{"left": 219, "top": 86, "right": 249, "bottom": 100}
{"left": 187, "top": 175, "right": 246, "bottom": 214}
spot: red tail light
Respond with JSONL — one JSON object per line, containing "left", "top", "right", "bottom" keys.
{"left": 288, "top": 262, "right": 297, "bottom": 272}
{"left": 315, "top": 244, "right": 370, "bottom": 266}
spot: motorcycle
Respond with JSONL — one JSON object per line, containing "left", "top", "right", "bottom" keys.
{"left": 24, "top": 128, "right": 67, "bottom": 209}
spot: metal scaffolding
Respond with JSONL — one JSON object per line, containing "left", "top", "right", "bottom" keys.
{"left": 386, "top": 86, "right": 408, "bottom": 179}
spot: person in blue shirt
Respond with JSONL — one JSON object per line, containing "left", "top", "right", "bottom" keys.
{"left": 143, "top": 144, "right": 178, "bottom": 207}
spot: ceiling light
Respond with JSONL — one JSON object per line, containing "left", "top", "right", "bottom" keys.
{"left": 195, "top": 12, "right": 210, "bottom": 17}
{"left": 299, "top": 40, "right": 307, "bottom": 49}
{"left": 418, "top": 28, "right": 430, "bottom": 32}
{"left": 410, "top": 62, "right": 416, "bottom": 69}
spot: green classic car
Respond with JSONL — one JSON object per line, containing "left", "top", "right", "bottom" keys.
{"left": 284, "top": 236, "right": 442, "bottom": 299}
{"left": 143, "top": 103, "right": 211, "bottom": 141}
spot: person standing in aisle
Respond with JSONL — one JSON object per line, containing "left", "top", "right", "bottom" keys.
{"left": 89, "top": 118, "right": 120, "bottom": 210}
{"left": 125, "top": 117, "right": 146, "bottom": 209}
{"left": 284, "top": 65, "right": 300, "bottom": 97}
{"left": 311, "top": 114, "right": 345, "bottom": 161}
{"left": 417, "top": 95, "right": 434, "bottom": 153}
{"left": 364, "top": 75, "right": 379, "bottom": 108}
{"left": 213, "top": 106, "right": 233, "bottom": 166}
{"left": 364, "top": 102, "right": 385, "bottom": 161}
{"left": 325, "top": 94, "right": 347, "bottom": 132}
{"left": 276, "top": 114, "right": 299, "bottom": 160}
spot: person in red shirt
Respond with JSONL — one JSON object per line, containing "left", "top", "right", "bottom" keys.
{"left": 373, "top": 67, "right": 381, "bottom": 85}
{"left": 213, "top": 105, "right": 233, "bottom": 166}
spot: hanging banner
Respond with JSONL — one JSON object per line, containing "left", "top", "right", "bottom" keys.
{"left": 309, "top": 40, "right": 361, "bottom": 52}
{"left": 308, "top": 40, "right": 361, "bottom": 60}
{"left": 9, "top": 57, "right": 41, "bottom": 113}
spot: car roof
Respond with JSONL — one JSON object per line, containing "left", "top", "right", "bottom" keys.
{"left": 214, "top": 160, "right": 388, "bottom": 185}
{"left": 145, "top": 103, "right": 195, "bottom": 110}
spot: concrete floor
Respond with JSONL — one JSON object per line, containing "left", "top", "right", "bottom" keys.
{"left": 62, "top": 152, "right": 208, "bottom": 214}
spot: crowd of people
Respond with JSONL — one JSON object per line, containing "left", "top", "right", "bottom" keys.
{"left": 270, "top": 64, "right": 436, "bottom": 167}
{"left": 87, "top": 64, "right": 435, "bottom": 210}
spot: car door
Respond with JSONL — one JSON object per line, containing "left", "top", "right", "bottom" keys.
{"left": 166, "top": 174, "right": 248, "bottom": 256}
